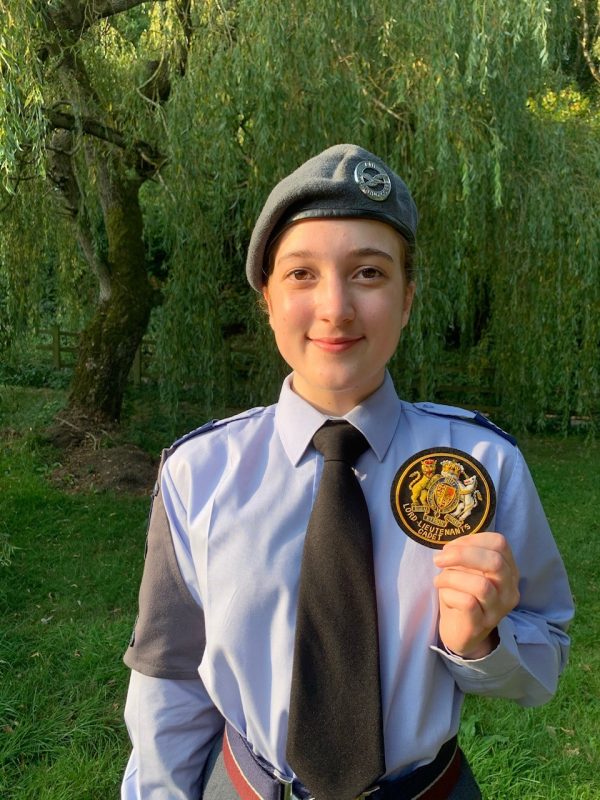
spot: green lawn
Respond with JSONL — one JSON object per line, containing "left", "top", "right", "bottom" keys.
{"left": 0, "top": 388, "right": 147, "bottom": 798}
{"left": 0, "top": 386, "right": 597, "bottom": 799}
{"left": 460, "top": 434, "right": 599, "bottom": 799}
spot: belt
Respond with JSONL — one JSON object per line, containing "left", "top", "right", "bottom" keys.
{"left": 222, "top": 723, "right": 462, "bottom": 800}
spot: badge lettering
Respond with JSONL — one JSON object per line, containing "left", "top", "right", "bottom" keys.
{"left": 354, "top": 160, "right": 392, "bottom": 201}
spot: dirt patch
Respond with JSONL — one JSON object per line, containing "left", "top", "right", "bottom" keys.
{"left": 44, "top": 410, "right": 120, "bottom": 450}
{"left": 0, "top": 428, "right": 21, "bottom": 441}
{"left": 44, "top": 411, "right": 157, "bottom": 496}
{"left": 51, "top": 442, "right": 157, "bottom": 496}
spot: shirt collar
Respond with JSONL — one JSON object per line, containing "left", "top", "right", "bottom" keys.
{"left": 275, "top": 372, "right": 402, "bottom": 466}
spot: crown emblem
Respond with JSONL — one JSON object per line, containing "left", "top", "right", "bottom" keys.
{"left": 441, "top": 460, "right": 463, "bottom": 478}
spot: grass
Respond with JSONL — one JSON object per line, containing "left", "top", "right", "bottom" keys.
{"left": 1, "top": 386, "right": 598, "bottom": 799}
{"left": 461, "top": 434, "right": 600, "bottom": 799}
{"left": 0, "top": 387, "right": 147, "bottom": 798}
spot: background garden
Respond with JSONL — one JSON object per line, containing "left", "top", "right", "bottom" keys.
{"left": 1, "top": 0, "right": 599, "bottom": 797}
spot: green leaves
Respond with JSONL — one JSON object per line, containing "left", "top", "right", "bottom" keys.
{"left": 1, "top": 0, "right": 598, "bottom": 431}
{"left": 0, "top": 1, "right": 47, "bottom": 187}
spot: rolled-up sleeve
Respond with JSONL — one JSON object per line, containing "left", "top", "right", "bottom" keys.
{"left": 434, "top": 447, "right": 573, "bottom": 706}
{"left": 122, "top": 442, "right": 225, "bottom": 797}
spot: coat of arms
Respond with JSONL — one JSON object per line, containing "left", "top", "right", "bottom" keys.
{"left": 390, "top": 448, "right": 496, "bottom": 549}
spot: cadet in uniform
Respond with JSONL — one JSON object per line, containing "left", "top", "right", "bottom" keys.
{"left": 121, "top": 145, "right": 573, "bottom": 800}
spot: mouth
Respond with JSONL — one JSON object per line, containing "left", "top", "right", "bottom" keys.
{"left": 308, "top": 336, "right": 364, "bottom": 353}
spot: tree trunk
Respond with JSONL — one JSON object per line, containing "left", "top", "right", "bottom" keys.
{"left": 36, "top": 0, "right": 192, "bottom": 425}
{"left": 67, "top": 173, "right": 156, "bottom": 422}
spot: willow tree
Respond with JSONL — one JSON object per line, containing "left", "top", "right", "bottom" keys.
{"left": 155, "top": 0, "right": 599, "bottom": 429}
{"left": 0, "top": 0, "right": 192, "bottom": 422}
{"left": 1, "top": 1, "right": 598, "bottom": 430}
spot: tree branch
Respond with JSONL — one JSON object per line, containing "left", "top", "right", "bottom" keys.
{"left": 46, "top": 107, "right": 126, "bottom": 148}
{"left": 138, "top": 1, "right": 193, "bottom": 107}
{"left": 576, "top": 0, "right": 600, "bottom": 86}
{"left": 174, "top": 0, "right": 193, "bottom": 75}
{"left": 45, "top": 106, "right": 166, "bottom": 175}
{"left": 53, "top": 48, "right": 167, "bottom": 176}
{"left": 49, "top": 0, "right": 166, "bottom": 38}
{"left": 47, "top": 129, "right": 113, "bottom": 302}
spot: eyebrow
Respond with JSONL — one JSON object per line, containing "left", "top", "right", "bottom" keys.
{"left": 277, "top": 247, "right": 395, "bottom": 263}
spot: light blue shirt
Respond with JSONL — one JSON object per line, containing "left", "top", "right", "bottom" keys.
{"left": 122, "top": 373, "right": 573, "bottom": 799}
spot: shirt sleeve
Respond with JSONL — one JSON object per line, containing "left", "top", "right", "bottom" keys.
{"left": 124, "top": 448, "right": 207, "bottom": 678}
{"left": 122, "top": 447, "right": 225, "bottom": 796}
{"left": 121, "top": 671, "right": 224, "bottom": 800}
{"left": 433, "top": 446, "right": 574, "bottom": 706}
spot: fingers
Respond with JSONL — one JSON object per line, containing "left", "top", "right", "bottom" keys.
{"left": 434, "top": 570, "right": 499, "bottom": 613}
{"left": 433, "top": 532, "right": 520, "bottom": 657}
{"left": 434, "top": 533, "right": 519, "bottom": 602}
{"left": 434, "top": 532, "right": 518, "bottom": 579}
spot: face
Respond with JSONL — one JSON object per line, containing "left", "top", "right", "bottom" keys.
{"left": 262, "top": 218, "right": 415, "bottom": 414}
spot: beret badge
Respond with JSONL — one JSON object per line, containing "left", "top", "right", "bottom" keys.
{"left": 354, "top": 160, "right": 392, "bottom": 201}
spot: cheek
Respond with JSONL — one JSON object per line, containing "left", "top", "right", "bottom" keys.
{"left": 268, "top": 307, "right": 297, "bottom": 352}
{"left": 270, "top": 294, "right": 310, "bottom": 331}
{"left": 369, "top": 295, "right": 401, "bottom": 325}
{"left": 375, "top": 298, "right": 406, "bottom": 347}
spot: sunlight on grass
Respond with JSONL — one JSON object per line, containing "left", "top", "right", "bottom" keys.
{"left": 1, "top": 388, "right": 598, "bottom": 798}
{"left": 460, "top": 435, "right": 599, "bottom": 798}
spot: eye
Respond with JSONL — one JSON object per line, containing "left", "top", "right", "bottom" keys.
{"left": 355, "top": 266, "right": 384, "bottom": 280}
{"left": 287, "top": 268, "right": 313, "bottom": 282}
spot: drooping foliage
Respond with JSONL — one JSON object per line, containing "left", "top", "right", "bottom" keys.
{"left": 1, "top": 0, "right": 598, "bottom": 429}
{"left": 156, "top": 0, "right": 599, "bottom": 428}
{"left": 0, "top": 1, "right": 185, "bottom": 420}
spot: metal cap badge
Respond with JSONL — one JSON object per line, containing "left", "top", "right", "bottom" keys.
{"left": 354, "top": 161, "right": 392, "bottom": 201}
{"left": 390, "top": 448, "right": 496, "bottom": 549}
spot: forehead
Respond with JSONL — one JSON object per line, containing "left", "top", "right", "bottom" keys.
{"left": 271, "top": 217, "right": 405, "bottom": 264}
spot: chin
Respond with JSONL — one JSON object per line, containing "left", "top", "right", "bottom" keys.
{"left": 316, "top": 375, "right": 380, "bottom": 403}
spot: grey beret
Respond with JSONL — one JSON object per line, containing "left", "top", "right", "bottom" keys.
{"left": 246, "top": 143, "right": 418, "bottom": 290}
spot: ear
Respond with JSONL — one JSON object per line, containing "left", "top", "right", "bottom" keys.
{"left": 262, "top": 284, "right": 275, "bottom": 329}
{"left": 401, "top": 281, "right": 416, "bottom": 329}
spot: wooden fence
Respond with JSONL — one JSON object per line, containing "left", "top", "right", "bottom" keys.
{"left": 37, "top": 326, "right": 154, "bottom": 386}
{"left": 35, "top": 326, "right": 596, "bottom": 426}
{"left": 37, "top": 325, "right": 497, "bottom": 408}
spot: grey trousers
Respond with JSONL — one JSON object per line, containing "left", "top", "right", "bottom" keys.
{"left": 201, "top": 734, "right": 482, "bottom": 800}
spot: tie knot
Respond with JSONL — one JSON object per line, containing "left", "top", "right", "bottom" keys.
{"left": 312, "top": 421, "right": 369, "bottom": 464}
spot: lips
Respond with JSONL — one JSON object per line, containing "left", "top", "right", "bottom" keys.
{"left": 309, "top": 336, "right": 364, "bottom": 353}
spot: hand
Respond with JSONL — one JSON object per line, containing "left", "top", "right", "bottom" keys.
{"left": 433, "top": 532, "right": 520, "bottom": 659}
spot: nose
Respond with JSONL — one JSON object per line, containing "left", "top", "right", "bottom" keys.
{"left": 316, "top": 274, "right": 355, "bottom": 325}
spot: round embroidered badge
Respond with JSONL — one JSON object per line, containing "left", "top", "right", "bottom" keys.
{"left": 390, "top": 448, "right": 496, "bottom": 549}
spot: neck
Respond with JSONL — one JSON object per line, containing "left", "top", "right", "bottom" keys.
{"left": 289, "top": 376, "right": 385, "bottom": 416}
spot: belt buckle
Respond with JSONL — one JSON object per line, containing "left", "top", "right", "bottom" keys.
{"left": 282, "top": 782, "right": 379, "bottom": 800}
{"left": 281, "top": 781, "right": 309, "bottom": 800}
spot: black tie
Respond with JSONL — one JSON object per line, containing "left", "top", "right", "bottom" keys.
{"left": 286, "top": 421, "right": 385, "bottom": 800}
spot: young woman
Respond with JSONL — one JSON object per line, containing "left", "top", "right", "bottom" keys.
{"left": 122, "top": 145, "right": 573, "bottom": 800}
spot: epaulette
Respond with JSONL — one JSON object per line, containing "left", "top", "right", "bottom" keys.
{"left": 166, "top": 406, "right": 267, "bottom": 456}
{"left": 167, "top": 419, "right": 219, "bottom": 455}
{"left": 413, "top": 401, "right": 517, "bottom": 446}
